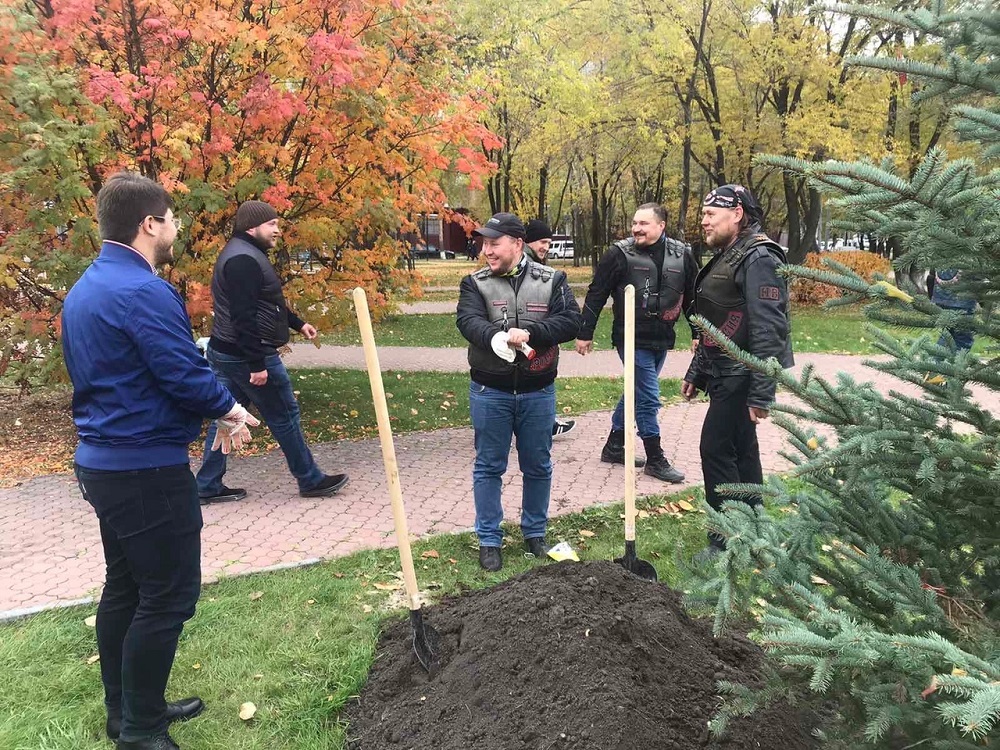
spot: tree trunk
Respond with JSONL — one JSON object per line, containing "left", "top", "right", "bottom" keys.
{"left": 537, "top": 164, "right": 548, "bottom": 221}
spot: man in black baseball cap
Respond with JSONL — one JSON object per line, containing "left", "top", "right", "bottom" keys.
{"left": 683, "top": 184, "right": 793, "bottom": 561}
{"left": 458, "top": 212, "right": 581, "bottom": 571}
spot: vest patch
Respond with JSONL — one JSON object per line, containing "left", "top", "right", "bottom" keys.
{"left": 492, "top": 300, "right": 507, "bottom": 306}
{"left": 759, "top": 286, "right": 781, "bottom": 301}
{"left": 525, "top": 303, "right": 548, "bottom": 312}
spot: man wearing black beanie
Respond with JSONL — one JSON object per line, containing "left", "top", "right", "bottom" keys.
{"left": 524, "top": 219, "right": 576, "bottom": 438}
{"left": 196, "top": 200, "right": 350, "bottom": 502}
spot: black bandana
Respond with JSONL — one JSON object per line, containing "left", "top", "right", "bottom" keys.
{"left": 703, "top": 184, "right": 764, "bottom": 224}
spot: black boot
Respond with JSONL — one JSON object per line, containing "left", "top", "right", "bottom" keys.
{"left": 108, "top": 698, "right": 204, "bottom": 741}
{"left": 642, "top": 436, "right": 685, "bottom": 483}
{"left": 600, "top": 430, "right": 646, "bottom": 467}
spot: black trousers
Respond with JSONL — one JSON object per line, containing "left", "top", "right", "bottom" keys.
{"left": 75, "top": 463, "right": 202, "bottom": 742}
{"left": 700, "top": 375, "right": 763, "bottom": 547}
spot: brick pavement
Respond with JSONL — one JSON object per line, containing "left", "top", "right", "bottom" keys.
{"left": 3, "top": 348, "right": 996, "bottom": 619}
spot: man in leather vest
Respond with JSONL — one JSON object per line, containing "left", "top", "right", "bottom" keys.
{"left": 457, "top": 213, "right": 581, "bottom": 571}
{"left": 525, "top": 218, "right": 576, "bottom": 438}
{"left": 576, "top": 203, "right": 698, "bottom": 483}
{"left": 682, "top": 185, "right": 793, "bottom": 556}
{"left": 196, "top": 200, "right": 350, "bottom": 502}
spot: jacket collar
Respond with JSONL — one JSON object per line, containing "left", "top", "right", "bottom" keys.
{"left": 101, "top": 241, "right": 155, "bottom": 273}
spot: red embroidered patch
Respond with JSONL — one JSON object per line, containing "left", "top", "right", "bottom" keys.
{"left": 759, "top": 286, "right": 780, "bottom": 301}
{"left": 525, "top": 303, "right": 549, "bottom": 312}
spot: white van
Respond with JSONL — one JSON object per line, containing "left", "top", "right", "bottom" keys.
{"left": 548, "top": 236, "right": 575, "bottom": 259}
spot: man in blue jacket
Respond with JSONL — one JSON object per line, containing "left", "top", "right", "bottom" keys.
{"left": 62, "top": 172, "right": 259, "bottom": 750}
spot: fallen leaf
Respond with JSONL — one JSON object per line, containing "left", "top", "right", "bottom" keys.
{"left": 333, "top": 573, "right": 344, "bottom": 579}
{"left": 448, "top": 558, "right": 457, "bottom": 564}
{"left": 810, "top": 575, "right": 830, "bottom": 585}
{"left": 677, "top": 499, "right": 695, "bottom": 512}
{"left": 562, "top": 407, "right": 571, "bottom": 414}
{"left": 410, "top": 408, "right": 419, "bottom": 416}
{"left": 806, "top": 437, "right": 820, "bottom": 450}
{"left": 579, "top": 530, "right": 596, "bottom": 538}
{"left": 952, "top": 667, "right": 968, "bottom": 677}
{"left": 362, "top": 604, "right": 373, "bottom": 613}
{"left": 249, "top": 591, "right": 264, "bottom": 601}
{"left": 584, "top": 629, "right": 591, "bottom": 637}
{"left": 373, "top": 581, "right": 401, "bottom": 591}
{"left": 192, "top": 663, "right": 201, "bottom": 670}
{"left": 239, "top": 702, "right": 257, "bottom": 721}
{"left": 86, "top": 654, "right": 100, "bottom": 665}
{"left": 84, "top": 615, "right": 97, "bottom": 628}
{"left": 637, "top": 510, "right": 650, "bottom": 519}
{"left": 306, "top": 599, "right": 315, "bottom": 605}
{"left": 253, "top": 673, "right": 263, "bottom": 680}
{"left": 421, "top": 549, "right": 440, "bottom": 559}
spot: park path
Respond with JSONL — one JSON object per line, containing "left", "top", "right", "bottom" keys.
{"left": 2, "top": 344, "right": 994, "bottom": 620}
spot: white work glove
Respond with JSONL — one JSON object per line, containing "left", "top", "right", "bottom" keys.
{"left": 211, "top": 402, "right": 262, "bottom": 454}
{"left": 491, "top": 331, "right": 516, "bottom": 363}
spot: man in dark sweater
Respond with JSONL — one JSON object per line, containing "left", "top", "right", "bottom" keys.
{"left": 196, "top": 200, "right": 349, "bottom": 501}
{"left": 63, "top": 172, "right": 261, "bottom": 750}
{"left": 456, "top": 213, "right": 582, "bottom": 571}
{"left": 576, "top": 203, "right": 698, "bottom": 482}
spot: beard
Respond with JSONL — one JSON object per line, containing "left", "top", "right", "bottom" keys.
{"left": 707, "top": 226, "right": 738, "bottom": 250}
{"left": 153, "top": 237, "right": 175, "bottom": 267}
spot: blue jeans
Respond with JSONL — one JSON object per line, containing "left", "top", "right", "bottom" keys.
{"left": 469, "top": 382, "right": 556, "bottom": 547}
{"left": 611, "top": 347, "right": 668, "bottom": 438}
{"left": 197, "top": 347, "right": 325, "bottom": 494}
{"left": 75, "top": 463, "right": 201, "bottom": 742}
{"left": 936, "top": 306, "right": 974, "bottom": 351}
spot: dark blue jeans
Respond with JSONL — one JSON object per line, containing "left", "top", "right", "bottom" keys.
{"left": 469, "top": 382, "right": 556, "bottom": 547}
{"left": 611, "top": 346, "right": 668, "bottom": 438}
{"left": 75, "top": 463, "right": 202, "bottom": 742}
{"left": 936, "top": 306, "right": 974, "bottom": 351}
{"left": 197, "top": 347, "right": 325, "bottom": 494}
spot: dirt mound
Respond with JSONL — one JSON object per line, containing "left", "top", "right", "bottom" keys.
{"left": 344, "top": 561, "right": 816, "bottom": 750}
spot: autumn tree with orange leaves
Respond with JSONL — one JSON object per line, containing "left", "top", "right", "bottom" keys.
{"left": 0, "top": 0, "right": 496, "bottom": 386}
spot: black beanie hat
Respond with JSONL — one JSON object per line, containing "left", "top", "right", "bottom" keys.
{"left": 234, "top": 200, "right": 278, "bottom": 233}
{"left": 525, "top": 219, "right": 553, "bottom": 244}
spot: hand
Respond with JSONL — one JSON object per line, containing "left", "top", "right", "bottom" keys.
{"left": 682, "top": 381, "right": 700, "bottom": 400}
{"left": 690, "top": 338, "right": 700, "bottom": 353}
{"left": 506, "top": 327, "right": 530, "bottom": 346}
{"left": 300, "top": 323, "right": 318, "bottom": 339}
{"left": 211, "top": 403, "right": 262, "bottom": 454}
{"left": 249, "top": 369, "right": 268, "bottom": 387}
{"left": 575, "top": 339, "right": 593, "bottom": 356}
{"left": 748, "top": 406, "right": 770, "bottom": 423}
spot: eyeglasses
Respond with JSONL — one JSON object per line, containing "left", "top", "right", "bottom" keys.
{"left": 148, "top": 215, "right": 182, "bottom": 230}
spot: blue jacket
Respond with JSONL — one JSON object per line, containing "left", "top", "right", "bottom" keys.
{"left": 62, "top": 241, "right": 236, "bottom": 470}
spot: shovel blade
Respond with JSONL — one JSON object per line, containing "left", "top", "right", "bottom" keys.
{"left": 410, "top": 608, "right": 442, "bottom": 675}
{"left": 614, "top": 541, "right": 658, "bottom": 582}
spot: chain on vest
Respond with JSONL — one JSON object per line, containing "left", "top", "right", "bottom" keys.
{"left": 615, "top": 237, "right": 688, "bottom": 321}
{"left": 694, "top": 233, "right": 784, "bottom": 353}
{"left": 467, "top": 260, "right": 560, "bottom": 377}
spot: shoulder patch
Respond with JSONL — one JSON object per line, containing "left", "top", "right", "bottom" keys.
{"left": 473, "top": 267, "right": 492, "bottom": 280}
{"left": 759, "top": 285, "right": 781, "bottom": 301}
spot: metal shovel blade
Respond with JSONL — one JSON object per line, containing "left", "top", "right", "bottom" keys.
{"left": 614, "top": 540, "right": 658, "bottom": 582}
{"left": 410, "top": 608, "right": 442, "bottom": 675}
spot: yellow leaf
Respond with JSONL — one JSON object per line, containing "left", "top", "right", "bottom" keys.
{"left": 874, "top": 280, "right": 914, "bottom": 303}
{"left": 373, "top": 581, "right": 401, "bottom": 591}
{"left": 807, "top": 437, "right": 820, "bottom": 450}
{"left": 306, "top": 599, "right": 315, "bottom": 605}
{"left": 421, "top": 549, "right": 440, "bottom": 559}
{"left": 562, "top": 407, "right": 571, "bottom": 414}
{"left": 249, "top": 591, "right": 264, "bottom": 601}
{"left": 952, "top": 667, "right": 968, "bottom": 677}
{"left": 238, "top": 702, "right": 257, "bottom": 721}
{"left": 579, "top": 529, "right": 596, "bottom": 538}
{"left": 86, "top": 654, "right": 100, "bottom": 665}
{"left": 192, "top": 663, "right": 201, "bottom": 670}
{"left": 637, "top": 510, "right": 650, "bottom": 519}
{"left": 84, "top": 615, "right": 97, "bottom": 628}
{"left": 677, "top": 499, "right": 695, "bottom": 512}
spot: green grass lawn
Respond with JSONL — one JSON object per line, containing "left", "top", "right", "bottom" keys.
{"left": 323, "top": 305, "right": 907, "bottom": 355}
{"left": 0, "top": 489, "right": 709, "bottom": 750}
{"left": 282, "top": 369, "right": 680, "bottom": 447}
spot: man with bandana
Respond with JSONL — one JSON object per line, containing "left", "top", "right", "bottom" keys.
{"left": 682, "top": 185, "right": 793, "bottom": 557}
{"left": 456, "top": 213, "right": 581, "bottom": 571}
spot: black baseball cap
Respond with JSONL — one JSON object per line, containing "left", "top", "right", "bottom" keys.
{"left": 703, "top": 184, "right": 764, "bottom": 224}
{"left": 525, "top": 219, "right": 553, "bottom": 244}
{"left": 473, "top": 212, "right": 526, "bottom": 239}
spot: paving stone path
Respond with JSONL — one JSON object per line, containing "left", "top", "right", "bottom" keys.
{"left": 3, "top": 343, "right": 994, "bottom": 620}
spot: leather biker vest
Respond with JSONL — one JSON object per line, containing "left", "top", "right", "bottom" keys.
{"left": 695, "top": 233, "right": 784, "bottom": 353}
{"left": 467, "top": 260, "right": 560, "bottom": 377}
{"left": 616, "top": 237, "right": 687, "bottom": 322}
{"left": 210, "top": 236, "right": 290, "bottom": 349}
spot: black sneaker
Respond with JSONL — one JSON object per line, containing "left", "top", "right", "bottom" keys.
{"left": 300, "top": 473, "right": 349, "bottom": 498}
{"left": 198, "top": 486, "right": 247, "bottom": 505}
{"left": 600, "top": 443, "right": 646, "bottom": 467}
{"left": 552, "top": 420, "right": 576, "bottom": 438}
{"left": 643, "top": 455, "right": 685, "bottom": 483}
{"left": 479, "top": 546, "right": 502, "bottom": 571}
{"left": 524, "top": 537, "right": 548, "bottom": 557}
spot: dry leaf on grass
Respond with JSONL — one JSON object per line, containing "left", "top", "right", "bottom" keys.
{"left": 373, "top": 581, "right": 401, "bottom": 591}
{"left": 86, "top": 654, "right": 100, "bottom": 665}
{"left": 677, "top": 499, "right": 695, "bottom": 512}
{"left": 420, "top": 549, "right": 440, "bottom": 559}
{"left": 579, "top": 530, "right": 596, "bottom": 538}
{"left": 238, "top": 702, "right": 257, "bottom": 721}
{"left": 249, "top": 591, "right": 264, "bottom": 601}
{"left": 84, "top": 615, "right": 97, "bottom": 628}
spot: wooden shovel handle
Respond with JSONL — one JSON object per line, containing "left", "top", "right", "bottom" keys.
{"left": 624, "top": 284, "right": 637, "bottom": 543}
{"left": 353, "top": 288, "right": 422, "bottom": 611}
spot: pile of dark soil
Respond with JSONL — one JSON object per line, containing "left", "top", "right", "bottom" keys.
{"left": 344, "top": 560, "right": 817, "bottom": 749}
